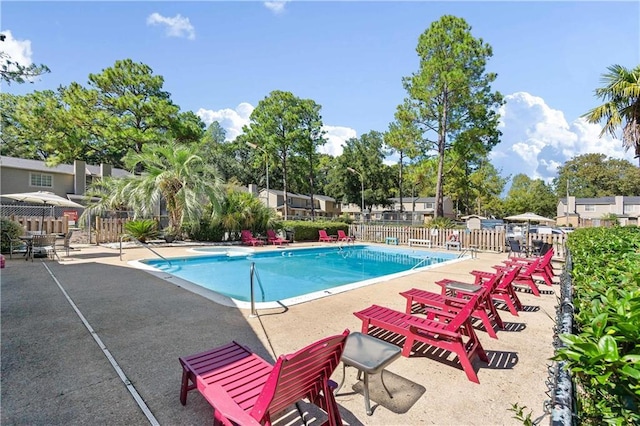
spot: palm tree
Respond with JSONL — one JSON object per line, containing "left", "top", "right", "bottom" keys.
{"left": 83, "top": 142, "right": 224, "bottom": 237}
{"left": 215, "top": 187, "right": 274, "bottom": 240}
{"left": 583, "top": 64, "right": 640, "bottom": 165}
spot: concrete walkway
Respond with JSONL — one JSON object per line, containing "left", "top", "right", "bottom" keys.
{"left": 1, "top": 244, "right": 561, "bottom": 425}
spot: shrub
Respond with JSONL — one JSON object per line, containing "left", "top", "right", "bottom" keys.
{"left": 428, "top": 217, "right": 456, "bottom": 229}
{"left": 281, "top": 220, "right": 349, "bottom": 241}
{"left": 124, "top": 219, "right": 158, "bottom": 243}
{"left": 554, "top": 226, "right": 640, "bottom": 425}
{"left": 186, "top": 221, "right": 225, "bottom": 242}
{"left": 0, "top": 219, "right": 24, "bottom": 253}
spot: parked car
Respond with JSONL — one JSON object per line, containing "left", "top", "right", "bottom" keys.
{"left": 528, "top": 226, "right": 565, "bottom": 235}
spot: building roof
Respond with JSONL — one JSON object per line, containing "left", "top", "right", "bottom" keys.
{"left": 313, "top": 194, "right": 336, "bottom": 202}
{"left": 389, "top": 196, "right": 451, "bottom": 203}
{"left": 1, "top": 156, "right": 129, "bottom": 178}
{"left": 560, "top": 196, "right": 640, "bottom": 204}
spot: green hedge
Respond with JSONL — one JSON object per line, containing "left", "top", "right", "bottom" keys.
{"left": 0, "top": 219, "right": 24, "bottom": 253}
{"left": 555, "top": 227, "right": 640, "bottom": 425}
{"left": 281, "top": 220, "right": 349, "bottom": 242}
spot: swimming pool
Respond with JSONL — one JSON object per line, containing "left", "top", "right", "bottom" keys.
{"left": 137, "top": 245, "right": 464, "bottom": 308}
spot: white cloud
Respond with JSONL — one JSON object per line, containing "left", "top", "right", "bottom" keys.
{"left": 492, "top": 91, "right": 634, "bottom": 184}
{"left": 263, "top": 1, "right": 289, "bottom": 14}
{"left": 0, "top": 30, "right": 34, "bottom": 68}
{"left": 320, "top": 125, "right": 356, "bottom": 156}
{"left": 196, "top": 103, "right": 254, "bottom": 141}
{"left": 146, "top": 13, "right": 195, "bottom": 40}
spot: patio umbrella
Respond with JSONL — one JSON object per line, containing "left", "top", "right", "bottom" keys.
{"left": 1, "top": 191, "right": 83, "bottom": 231}
{"left": 504, "top": 212, "right": 555, "bottom": 235}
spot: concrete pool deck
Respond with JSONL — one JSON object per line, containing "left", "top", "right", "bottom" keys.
{"left": 1, "top": 242, "right": 561, "bottom": 425}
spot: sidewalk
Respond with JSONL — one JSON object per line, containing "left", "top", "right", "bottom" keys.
{"left": 1, "top": 244, "right": 560, "bottom": 425}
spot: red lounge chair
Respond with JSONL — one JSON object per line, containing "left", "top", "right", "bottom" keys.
{"left": 266, "top": 229, "right": 290, "bottom": 245}
{"left": 336, "top": 230, "right": 353, "bottom": 242}
{"left": 179, "top": 330, "right": 349, "bottom": 425}
{"left": 503, "top": 247, "right": 555, "bottom": 286}
{"left": 241, "top": 230, "right": 264, "bottom": 246}
{"left": 400, "top": 271, "right": 504, "bottom": 339}
{"left": 437, "top": 265, "right": 524, "bottom": 316}
{"left": 354, "top": 297, "right": 487, "bottom": 383}
{"left": 318, "top": 229, "right": 337, "bottom": 243}
{"left": 492, "top": 258, "right": 544, "bottom": 296}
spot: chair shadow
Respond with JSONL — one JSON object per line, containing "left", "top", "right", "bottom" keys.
{"left": 494, "top": 300, "right": 540, "bottom": 315}
{"left": 513, "top": 286, "right": 555, "bottom": 296}
{"left": 484, "top": 350, "right": 519, "bottom": 370}
{"left": 500, "top": 321, "right": 526, "bottom": 332}
{"left": 273, "top": 401, "right": 365, "bottom": 426}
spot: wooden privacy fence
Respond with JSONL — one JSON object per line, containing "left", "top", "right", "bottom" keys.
{"left": 95, "top": 217, "right": 129, "bottom": 244}
{"left": 348, "top": 224, "right": 566, "bottom": 259}
{"left": 7, "top": 215, "right": 69, "bottom": 234}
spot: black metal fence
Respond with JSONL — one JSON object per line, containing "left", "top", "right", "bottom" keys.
{"left": 548, "top": 253, "right": 576, "bottom": 425}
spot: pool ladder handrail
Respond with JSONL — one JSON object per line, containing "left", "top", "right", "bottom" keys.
{"left": 458, "top": 247, "right": 478, "bottom": 259}
{"left": 119, "top": 234, "right": 172, "bottom": 267}
{"left": 411, "top": 256, "right": 432, "bottom": 270}
{"left": 249, "top": 262, "right": 266, "bottom": 317}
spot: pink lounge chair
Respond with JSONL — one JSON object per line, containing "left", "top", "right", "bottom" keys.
{"left": 400, "top": 271, "right": 504, "bottom": 339}
{"left": 354, "top": 296, "right": 488, "bottom": 384}
{"left": 266, "top": 229, "right": 290, "bottom": 245}
{"left": 336, "top": 230, "right": 353, "bottom": 242}
{"left": 436, "top": 265, "right": 524, "bottom": 317}
{"left": 502, "top": 247, "right": 555, "bottom": 286}
{"left": 491, "top": 258, "right": 544, "bottom": 296}
{"left": 318, "top": 229, "right": 337, "bottom": 243}
{"left": 179, "top": 330, "right": 349, "bottom": 425}
{"left": 241, "top": 230, "right": 264, "bottom": 246}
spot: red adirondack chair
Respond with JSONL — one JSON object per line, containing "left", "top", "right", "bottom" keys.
{"left": 354, "top": 296, "right": 488, "bottom": 383}
{"left": 492, "top": 258, "right": 544, "bottom": 296}
{"left": 503, "top": 247, "right": 555, "bottom": 286}
{"left": 336, "top": 230, "right": 353, "bottom": 242}
{"left": 266, "top": 229, "right": 290, "bottom": 245}
{"left": 438, "top": 265, "right": 524, "bottom": 317}
{"left": 400, "top": 271, "right": 504, "bottom": 339}
{"left": 241, "top": 230, "right": 264, "bottom": 246}
{"left": 179, "top": 330, "right": 349, "bottom": 425}
{"left": 318, "top": 229, "right": 337, "bottom": 243}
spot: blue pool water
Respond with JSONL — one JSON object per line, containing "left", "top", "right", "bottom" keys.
{"left": 142, "top": 245, "right": 457, "bottom": 304}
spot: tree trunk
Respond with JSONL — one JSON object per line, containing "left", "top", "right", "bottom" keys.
{"left": 435, "top": 96, "right": 448, "bottom": 218}
{"left": 399, "top": 151, "right": 404, "bottom": 216}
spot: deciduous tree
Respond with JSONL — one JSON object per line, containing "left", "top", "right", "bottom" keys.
{"left": 325, "top": 131, "right": 393, "bottom": 215}
{"left": 554, "top": 153, "right": 640, "bottom": 197}
{"left": 238, "top": 90, "right": 324, "bottom": 220}
{"left": 385, "top": 121, "right": 420, "bottom": 213}
{"left": 504, "top": 174, "right": 556, "bottom": 218}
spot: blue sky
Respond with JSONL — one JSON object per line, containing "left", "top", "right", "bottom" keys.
{"left": 2, "top": 1, "right": 639, "bottom": 186}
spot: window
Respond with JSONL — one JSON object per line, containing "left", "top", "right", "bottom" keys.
{"left": 30, "top": 173, "right": 53, "bottom": 188}
{"left": 423, "top": 202, "right": 434, "bottom": 209}
{"left": 584, "top": 205, "right": 596, "bottom": 212}
{"left": 624, "top": 204, "right": 635, "bottom": 214}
